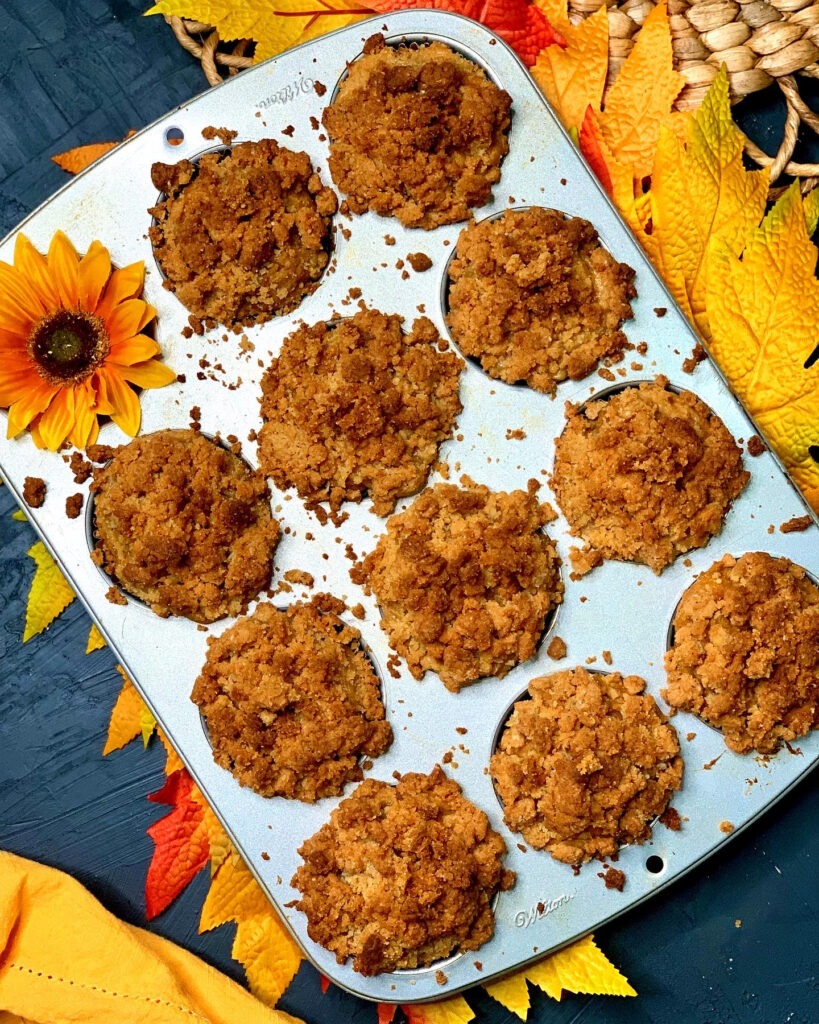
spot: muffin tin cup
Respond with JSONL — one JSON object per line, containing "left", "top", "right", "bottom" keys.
{"left": 0, "top": 10, "right": 817, "bottom": 1005}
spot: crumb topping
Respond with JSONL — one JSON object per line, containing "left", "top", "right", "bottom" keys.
{"left": 552, "top": 380, "right": 749, "bottom": 574}
{"left": 352, "top": 480, "right": 563, "bottom": 691}
{"left": 322, "top": 34, "right": 511, "bottom": 229}
{"left": 149, "top": 139, "right": 337, "bottom": 326}
{"left": 259, "top": 309, "right": 463, "bottom": 517}
{"left": 92, "top": 429, "right": 279, "bottom": 622}
{"left": 663, "top": 552, "right": 819, "bottom": 754}
{"left": 192, "top": 598, "right": 392, "bottom": 800}
{"left": 490, "top": 667, "right": 683, "bottom": 863}
{"left": 446, "top": 207, "right": 636, "bottom": 394}
{"left": 290, "top": 765, "right": 515, "bottom": 974}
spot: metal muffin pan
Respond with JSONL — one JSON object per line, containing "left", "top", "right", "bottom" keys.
{"left": 1, "top": 10, "right": 817, "bottom": 1004}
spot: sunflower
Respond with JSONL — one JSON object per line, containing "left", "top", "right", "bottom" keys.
{"left": 0, "top": 230, "right": 176, "bottom": 451}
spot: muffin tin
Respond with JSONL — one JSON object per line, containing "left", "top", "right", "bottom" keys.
{"left": 0, "top": 10, "right": 817, "bottom": 1004}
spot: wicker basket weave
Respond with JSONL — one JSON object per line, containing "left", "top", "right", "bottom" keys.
{"left": 165, "top": 5, "right": 819, "bottom": 194}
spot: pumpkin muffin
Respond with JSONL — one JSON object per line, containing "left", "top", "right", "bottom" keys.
{"left": 258, "top": 309, "right": 463, "bottom": 516}
{"left": 491, "top": 667, "right": 683, "bottom": 864}
{"left": 91, "top": 429, "right": 279, "bottom": 622}
{"left": 290, "top": 765, "right": 515, "bottom": 974}
{"left": 149, "top": 138, "right": 337, "bottom": 326}
{"left": 446, "top": 207, "right": 637, "bottom": 394}
{"left": 663, "top": 551, "right": 819, "bottom": 754}
{"left": 322, "top": 33, "right": 511, "bottom": 229}
{"left": 192, "top": 597, "right": 393, "bottom": 800}
{"left": 552, "top": 379, "right": 749, "bottom": 575}
{"left": 351, "top": 480, "right": 563, "bottom": 691}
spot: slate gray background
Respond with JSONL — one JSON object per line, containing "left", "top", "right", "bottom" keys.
{"left": 1, "top": 3, "right": 817, "bottom": 1022}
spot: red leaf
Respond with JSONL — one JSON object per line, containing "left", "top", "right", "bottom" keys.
{"left": 145, "top": 769, "right": 210, "bottom": 919}
{"left": 579, "top": 105, "right": 613, "bottom": 196}
{"left": 378, "top": 1005, "right": 398, "bottom": 1024}
{"left": 368, "top": 0, "right": 564, "bottom": 66}
{"left": 319, "top": 974, "right": 331, "bottom": 994}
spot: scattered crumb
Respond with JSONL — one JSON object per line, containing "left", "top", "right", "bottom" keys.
{"left": 686, "top": 732, "right": 696, "bottom": 741}
{"left": 653, "top": 307, "right": 667, "bottom": 318}
{"left": 719, "top": 820, "right": 734, "bottom": 834}
{"left": 682, "top": 343, "right": 707, "bottom": 374}
{"left": 202, "top": 125, "right": 238, "bottom": 146}
{"left": 598, "top": 866, "right": 626, "bottom": 891}
{"left": 602, "top": 650, "right": 612, "bottom": 665}
{"left": 436, "top": 970, "right": 448, "bottom": 986}
{"left": 22, "top": 477, "right": 46, "bottom": 508}
{"left": 351, "top": 603, "right": 365, "bottom": 620}
{"left": 313, "top": 80, "right": 327, "bottom": 97}
{"left": 65, "top": 494, "right": 83, "bottom": 519}
{"left": 746, "top": 434, "right": 766, "bottom": 457}
{"left": 780, "top": 515, "right": 812, "bottom": 533}
{"left": 106, "top": 585, "right": 128, "bottom": 606}
{"left": 659, "top": 806, "right": 682, "bottom": 831}
{"left": 505, "top": 428, "right": 526, "bottom": 440}
{"left": 546, "top": 636, "right": 567, "bottom": 660}
{"left": 261, "top": 851, "right": 270, "bottom": 861}
{"left": 283, "top": 569, "right": 315, "bottom": 588}
{"left": 407, "top": 252, "right": 433, "bottom": 272}
{"left": 69, "top": 452, "right": 93, "bottom": 484}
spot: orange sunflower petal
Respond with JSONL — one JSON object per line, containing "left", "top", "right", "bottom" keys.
{"left": 0, "top": 260, "right": 48, "bottom": 329}
{"left": 99, "top": 366, "right": 141, "bottom": 436}
{"left": 78, "top": 241, "right": 112, "bottom": 312}
{"left": 0, "top": 361, "right": 43, "bottom": 407}
{"left": 105, "top": 298, "right": 156, "bottom": 344}
{"left": 14, "top": 233, "right": 61, "bottom": 309}
{"left": 109, "top": 334, "right": 161, "bottom": 365}
{"left": 37, "top": 385, "right": 76, "bottom": 451}
{"left": 95, "top": 262, "right": 145, "bottom": 321}
{"left": 7, "top": 380, "right": 60, "bottom": 437}
{"left": 0, "top": 325, "right": 28, "bottom": 349}
{"left": 118, "top": 359, "right": 177, "bottom": 389}
{"left": 47, "top": 231, "right": 80, "bottom": 309}
{"left": 68, "top": 379, "right": 99, "bottom": 449}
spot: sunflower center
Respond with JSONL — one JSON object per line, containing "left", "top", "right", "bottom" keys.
{"left": 29, "top": 310, "right": 110, "bottom": 384}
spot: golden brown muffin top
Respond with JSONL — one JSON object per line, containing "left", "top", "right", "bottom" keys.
{"left": 552, "top": 379, "right": 749, "bottom": 575}
{"left": 192, "top": 597, "right": 393, "bottom": 800}
{"left": 91, "top": 428, "right": 279, "bottom": 622}
{"left": 258, "top": 309, "right": 463, "bottom": 517}
{"left": 491, "top": 667, "right": 683, "bottom": 864}
{"left": 351, "top": 479, "right": 563, "bottom": 691}
{"left": 322, "top": 33, "right": 511, "bottom": 229}
{"left": 446, "top": 207, "right": 636, "bottom": 394}
{"left": 663, "top": 551, "right": 819, "bottom": 754}
{"left": 290, "top": 765, "right": 515, "bottom": 974}
{"left": 149, "top": 138, "right": 337, "bottom": 326}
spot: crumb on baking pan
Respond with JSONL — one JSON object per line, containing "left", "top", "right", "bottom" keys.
{"left": 290, "top": 765, "right": 514, "bottom": 974}
{"left": 780, "top": 514, "right": 813, "bottom": 533}
{"left": 407, "top": 251, "right": 433, "bottom": 272}
{"left": 491, "top": 667, "right": 683, "bottom": 864}
{"left": 91, "top": 429, "right": 280, "bottom": 623}
{"left": 65, "top": 494, "right": 83, "bottom": 519}
{"left": 598, "top": 866, "right": 626, "bottom": 891}
{"left": 552, "top": 378, "right": 749, "bottom": 574}
{"left": 23, "top": 476, "right": 46, "bottom": 508}
{"left": 446, "top": 207, "right": 636, "bottom": 396}
{"left": 192, "top": 598, "right": 392, "bottom": 801}
{"left": 546, "top": 636, "right": 567, "bottom": 660}
{"left": 149, "top": 138, "right": 337, "bottom": 327}
{"left": 747, "top": 434, "right": 766, "bottom": 456}
{"left": 352, "top": 479, "right": 563, "bottom": 691}
{"left": 682, "top": 343, "right": 706, "bottom": 374}
{"left": 258, "top": 309, "right": 463, "bottom": 517}
{"left": 322, "top": 33, "right": 511, "bottom": 229}
{"left": 663, "top": 551, "right": 819, "bottom": 754}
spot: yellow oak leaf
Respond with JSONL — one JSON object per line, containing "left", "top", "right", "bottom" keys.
{"left": 706, "top": 182, "right": 819, "bottom": 510}
{"left": 12, "top": 509, "right": 27, "bottom": 521}
{"left": 598, "top": 2, "right": 684, "bottom": 178}
{"left": 145, "top": 0, "right": 372, "bottom": 63}
{"left": 51, "top": 132, "right": 135, "bottom": 175}
{"left": 406, "top": 997, "right": 474, "bottom": 1024}
{"left": 530, "top": 5, "right": 608, "bottom": 132}
{"left": 23, "top": 541, "right": 75, "bottom": 642}
{"left": 639, "top": 67, "right": 768, "bottom": 339}
{"left": 86, "top": 623, "right": 107, "bottom": 653}
{"left": 102, "top": 666, "right": 146, "bottom": 755}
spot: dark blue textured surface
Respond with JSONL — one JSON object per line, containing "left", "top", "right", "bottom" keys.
{"left": 1, "top": 4, "right": 817, "bottom": 1022}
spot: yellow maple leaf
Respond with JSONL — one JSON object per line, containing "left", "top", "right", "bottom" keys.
{"left": 531, "top": 5, "right": 608, "bottom": 133}
{"left": 86, "top": 623, "right": 107, "bottom": 653}
{"left": 483, "top": 972, "right": 530, "bottom": 1019}
{"left": 804, "top": 187, "right": 819, "bottom": 237}
{"left": 23, "top": 542, "right": 75, "bottom": 642}
{"left": 103, "top": 666, "right": 146, "bottom": 755}
{"left": 189, "top": 783, "right": 232, "bottom": 874}
{"left": 145, "top": 0, "right": 372, "bottom": 63}
{"left": 200, "top": 849, "right": 273, "bottom": 930}
{"left": 637, "top": 67, "right": 768, "bottom": 339}
{"left": 408, "top": 997, "right": 475, "bottom": 1024}
{"left": 598, "top": 2, "right": 684, "bottom": 179}
{"left": 706, "top": 182, "right": 819, "bottom": 509}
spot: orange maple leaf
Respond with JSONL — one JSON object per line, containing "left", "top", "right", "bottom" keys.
{"left": 579, "top": 105, "right": 612, "bottom": 196}
{"left": 145, "top": 768, "right": 210, "bottom": 919}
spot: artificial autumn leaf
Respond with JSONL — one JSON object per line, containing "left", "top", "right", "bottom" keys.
{"left": 23, "top": 541, "right": 75, "bottom": 642}
{"left": 140, "top": 704, "right": 158, "bottom": 747}
{"left": 706, "top": 183, "right": 819, "bottom": 509}
{"left": 597, "top": 2, "right": 683, "bottom": 178}
{"left": 233, "top": 911, "right": 305, "bottom": 1006}
{"left": 804, "top": 186, "right": 819, "bottom": 237}
{"left": 86, "top": 623, "right": 106, "bottom": 653}
{"left": 145, "top": 0, "right": 373, "bottom": 63}
{"left": 157, "top": 726, "right": 185, "bottom": 775}
{"left": 11, "top": 509, "right": 27, "bottom": 522}
{"left": 102, "top": 666, "right": 145, "bottom": 755}
{"left": 200, "top": 848, "right": 273, "bottom": 930}
{"left": 531, "top": 4, "right": 607, "bottom": 132}
{"left": 51, "top": 132, "right": 136, "bottom": 176}
{"left": 636, "top": 67, "right": 768, "bottom": 339}
{"left": 377, "top": 1004, "right": 397, "bottom": 1024}
{"left": 404, "top": 998, "right": 475, "bottom": 1024}
{"left": 145, "top": 768, "right": 211, "bottom": 919}
{"left": 579, "top": 105, "right": 612, "bottom": 196}
{"left": 368, "top": 0, "right": 564, "bottom": 66}
{"left": 187, "top": 786, "right": 231, "bottom": 876}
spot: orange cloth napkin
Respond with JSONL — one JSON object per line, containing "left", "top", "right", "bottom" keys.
{"left": 0, "top": 851, "right": 302, "bottom": 1024}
